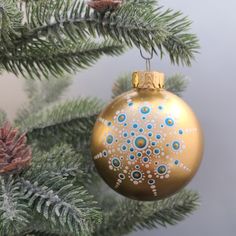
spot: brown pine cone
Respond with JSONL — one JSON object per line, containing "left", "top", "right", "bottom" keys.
{"left": 88, "top": 0, "right": 123, "bottom": 13}
{"left": 0, "top": 122, "right": 32, "bottom": 175}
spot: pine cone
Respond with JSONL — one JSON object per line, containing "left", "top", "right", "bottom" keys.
{"left": 88, "top": 0, "right": 123, "bottom": 13}
{"left": 0, "top": 122, "right": 32, "bottom": 175}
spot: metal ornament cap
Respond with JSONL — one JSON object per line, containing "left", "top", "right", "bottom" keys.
{"left": 91, "top": 71, "right": 204, "bottom": 201}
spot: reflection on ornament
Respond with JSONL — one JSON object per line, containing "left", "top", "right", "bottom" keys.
{"left": 91, "top": 71, "right": 204, "bottom": 201}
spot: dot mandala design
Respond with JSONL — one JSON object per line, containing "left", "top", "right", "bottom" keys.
{"left": 94, "top": 101, "right": 196, "bottom": 197}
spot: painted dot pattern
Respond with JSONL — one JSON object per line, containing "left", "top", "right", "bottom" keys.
{"left": 94, "top": 99, "right": 198, "bottom": 198}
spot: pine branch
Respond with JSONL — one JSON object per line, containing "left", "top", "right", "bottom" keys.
{"left": 0, "top": 175, "right": 30, "bottom": 236}
{"left": 15, "top": 75, "right": 72, "bottom": 123}
{"left": 20, "top": 172, "right": 101, "bottom": 235}
{"left": 94, "top": 189, "right": 199, "bottom": 236}
{"left": 112, "top": 73, "right": 188, "bottom": 98}
{"left": 0, "top": 0, "right": 22, "bottom": 46}
{"left": 1, "top": 39, "right": 125, "bottom": 78}
{"left": 16, "top": 98, "right": 103, "bottom": 150}
{"left": 0, "top": 0, "right": 198, "bottom": 77}
{"left": 165, "top": 74, "right": 188, "bottom": 96}
{"left": 29, "top": 144, "right": 84, "bottom": 181}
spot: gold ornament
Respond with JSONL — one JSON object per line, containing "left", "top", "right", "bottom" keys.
{"left": 91, "top": 71, "right": 203, "bottom": 201}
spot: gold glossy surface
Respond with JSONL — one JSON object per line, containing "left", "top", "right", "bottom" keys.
{"left": 91, "top": 76, "right": 203, "bottom": 201}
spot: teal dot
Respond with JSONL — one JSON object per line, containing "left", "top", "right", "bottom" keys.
{"left": 172, "top": 141, "right": 180, "bottom": 151}
{"left": 106, "top": 135, "right": 113, "bottom": 144}
{"left": 134, "top": 136, "right": 147, "bottom": 149}
{"left": 156, "top": 134, "right": 161, "bottom": 140}
{"left": 165, "top": 117, "right": 175, "bottom": 127}
{"left": 112, "top": 158, "right": 120, "bottom": 167}
{"left": 140, "top": 106, "right": 151, "bottom": 114}
{"left": 157, "top": 165, "right": 167, "bottom": 174}
{"left": 118, "top": 114, "right": 126, "bottom": 123}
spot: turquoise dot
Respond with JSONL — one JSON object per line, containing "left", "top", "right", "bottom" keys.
{"left": 140, "top": 106, "right": 151, "bottom": 114}
{"left": 134, "top": 136, "right": 147, "bottom": 150}
{"left": 128, "top": 102, "right": 133, "bottom": 106}
{"left": 106, "top": 135, "right": 113, "bottom": 144}
{"left": 133, "top": 124, "right": 138, "bottom": 128}
{"left": 118, "top": 114, "right": 126, "bottom": 123}
{"left": 172, "top": 141, "right": 180, "bottom": 150}
{"left": 165, "top": 117, "right": 175, "bottom": 127}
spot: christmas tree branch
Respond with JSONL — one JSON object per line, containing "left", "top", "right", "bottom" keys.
{"left": 0, "top": 175, "right": 30, "bottom": 236}
{"left": 94, "top": 189, "right": 199, "bottom": 236}
{"left": 15, "top": 75, "right": 72, "bottom": 124}
{"left": 16, "top": 98, "right": 102, "bottom": 149}
{"left": 112, "top": 73, "right": 188, "bottom": 98}
{"left": 20, "top": 173, "right": 101, "bottom": 235}
{"left": 1, "top": 39, "right": 125, "bottom": 78}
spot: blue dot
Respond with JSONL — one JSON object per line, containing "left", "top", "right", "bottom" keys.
{"left": 174, "top": 160, "right": 179, "bottom": 165}
{"left": 137, "top": 152, "right": 142, "bottom": 157}
{"left": 156, "top": 134, "right": 161, "bottom": 140}
{"left": 146, "top": 149, "right": 151, "bottom": 156}
{"left": 166, "top": 143, "right": 169, "bottom": 147}
{"left": 107, "top": 122, "right": 112, "bottom": 126}
{"left": 133, "top": 124, "right": 138, "bottom": 128}
{"left": 147, "top": 124, "right": 153, "bottom": 129}
{"left": 148, "top": 132, "right": 153, "bottom": 137}
{"left": 160, "top": 124, "right": 164, "bottom": 128}
{"left": 121, "top": 145, "right": 127, "bottom": 151}
{"left": 131, "top": 132, "right": 135, "bottom": 136}
{"left": 143, "top": 157, "right": 149, "bottom": 163}
{"left": 154, "top": 148, "right": 160, "bottom": 155}
{"left": 127, "top": 139, "right": 131, "bottom": 144}
{"left": 151, "top": 141, "right": 156, "bottom": 146}
{"left": 142, "top": 117, "right": 146, "bottom": 120}
{"left": 130, "top": 147, "right": 134, "bottom": 152}
{"left": 165, "top": 118, "right": 175, "bottom": 127}
{"left": 158, "top": 105, "right": 163, "bottom": 110}
{"left": 128, "top": 102, "right": 133, "bottom": 106}
{"left": 123, "top": 132, "right": 128, "bottom": 138}
{"left": 129, "top": 155, "right": 135, "bottom": 160}
{"left": 124, "top": 123, "right": 127, "bottom": 127}
{"left": 139, "top": 128, "right": 144, "bottom": 133}
{"left": 157, "top": 165, "right": 167, "bottom": 174}
{"left": 179, "top": 129, "right": 184, "bottom": 135}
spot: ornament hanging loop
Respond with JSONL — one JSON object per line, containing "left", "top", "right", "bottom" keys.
{"left": 139, "top": 47, "right": 154, "bottom": 71}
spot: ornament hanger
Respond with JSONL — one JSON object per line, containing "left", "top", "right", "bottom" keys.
{"left": 139, "top": 47, "right": 154, "bottom": 71}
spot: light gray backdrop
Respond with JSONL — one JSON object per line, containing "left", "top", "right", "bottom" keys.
{"left": 0, "top": 0, "right": 235, "bottom": 235}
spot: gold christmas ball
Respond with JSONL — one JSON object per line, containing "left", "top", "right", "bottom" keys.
{"left": 91, "top": 71, "right": 203, "bottom": 201}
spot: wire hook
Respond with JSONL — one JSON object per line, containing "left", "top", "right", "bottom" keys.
{"left": 139, "top": 47, "right": 154, "bottom": 71}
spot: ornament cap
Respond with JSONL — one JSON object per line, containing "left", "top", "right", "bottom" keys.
{"left": 132, "top": 71, "right": 165, "bottom": 90}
